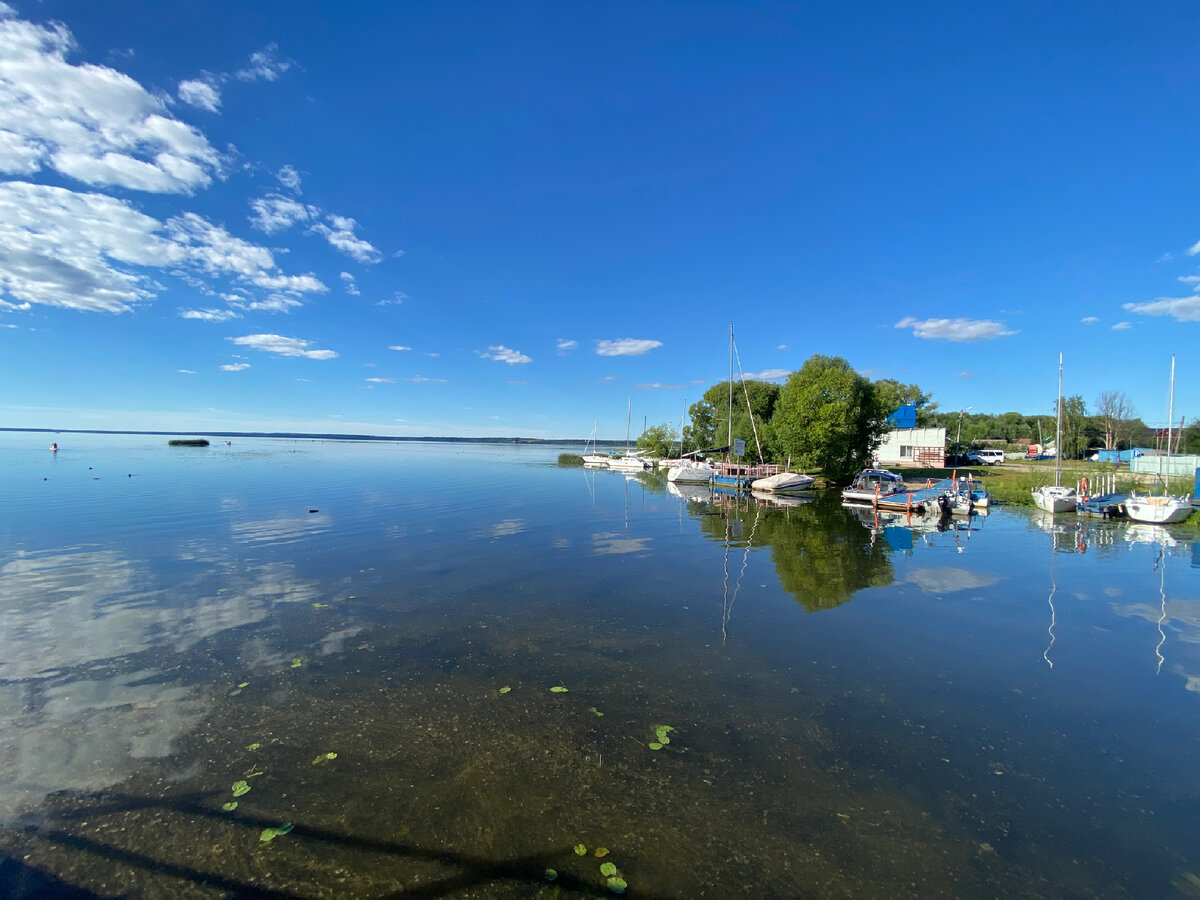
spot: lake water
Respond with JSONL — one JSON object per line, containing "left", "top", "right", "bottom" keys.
{"left": 1, "top": 433, "right": 1198, "bottom": 898}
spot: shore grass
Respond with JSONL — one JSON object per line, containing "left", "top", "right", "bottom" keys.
{"left": 557, "top": 452, "right": 584, "bottom": 466}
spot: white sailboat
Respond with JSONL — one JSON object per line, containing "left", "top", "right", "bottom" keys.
{"left": 667, "top": 400, "right": 714, "bottom": 484}
{"left": 1125, "top": 355, "right": 1193, "bottom": 524}
{"left": 1031, "top": 353, "right": 1077, "bottom": 514}
{"left": 609, "top": 398, "right": 651, "bottom": 471}
{"left": 582, "top": 419, "right": 610, "bottom": 466}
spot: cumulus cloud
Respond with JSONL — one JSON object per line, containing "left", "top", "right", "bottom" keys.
{"left": 1111, "top": 321, "right": 1132, "bottom": 330}
{"left": 177, "top": 77, "right": 220, "bottom": 112}
{"left": 1122, "top": 296, "right": 1200, "bottom": 322}
{"left": 248, "top": 193, "right": 316, "bottom": 233}
{"left": 741, "top": 368, "right": 790, "bottom": 382}
{"left": 339, "top": 272, "right": 359, "bottom": 295}
{"left": 894, "top": 317, "right": 1018, "bottom": 342}
{"left": 276, "top": 164, "right": 301, "bottom": 192}
{"left": 310, "top": 214, "right": 381, "bottom": 263}
{"left": 220, "top": 362, "right": 250, "bottom": 371}
{"left": 1081, "top": 316, "right": 1100, "bottom": 325}
{"left": 557, "top": 338, "right": 578, "bottom": 353}
{"left": 228, "top": 333, "right": 337, "bottom": 360}
{"left": 0, "top": 11, "right": 222, "bottom": 193}
{"left": 595, "top": 338, "right": 663, "bottom": 356}
{"left": 179, "top": 307, "right": 240, "bottom": 322}
{"left": 235, "top": 43, "right": 293, "bottom": 82}
{"left": 479, "top": 345, "right": 532, "bottom": 365}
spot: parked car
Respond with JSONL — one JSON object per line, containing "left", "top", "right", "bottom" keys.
{"left": 965, "top": 449, "right": 1005, "bottom": 466}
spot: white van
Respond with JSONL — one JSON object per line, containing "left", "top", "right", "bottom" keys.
{"left": 966, "top": 449, "right": 1005, "bottom": 466}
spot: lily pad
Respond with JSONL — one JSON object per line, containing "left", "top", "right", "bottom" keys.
{"left": 232, "top": 780, "right": 251, "bottom": 797}
{"left": 247, "top": 743, "right": 261, "bottom": 751}
{"left": 222, "top": 801, "right": 238, "bottom": 812}
{"left": 573, "top": 843, "right": 587, "bottom": 856}
{"left": 290, "top": 658, "right": 303, "bottom": 668}
{"left": 594, "top": 847, "right": 609, "bottom": 858}
{"left": 498, "top": 686, "right": 512, "bottom": 694}
{"left": 606, "top": 875, "right": 628, "bottom": 893}
{"left": 648, "top": 742, "right": 662, "bottom": 750}
{"left": 259, "top": 822, "right": 294, "bottom": 843}
{"left": 600, "top": 862, "right": 618, "bottom": 877}
{"left": 237, "top": 682, "right": 250, "bottom": 689}
{"left": 589, "top": 707, "right": 605, "bottom": 717}
{"left": 544, "top": 868, "right": 557, "bottom": 881}
{"left": 550, "top": 686, "right": 569, "bottom": 693}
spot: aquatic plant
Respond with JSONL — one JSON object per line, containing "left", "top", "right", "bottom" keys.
{"left": 259, "top": 823, "right": 294, "bottom": 842}
{"left": 557, "top": 453, "right": 584, "bottom": 466}
{"left": 573, "top": 843, "right": 587, "bottom": 856}
{"left": 222, "top": 801, "right": 238, "bottom": 812}
{"left": 232, "top": 780, "right": 251, "bottom": 797}
{"left": 550, "top": 685, "right": 569, "bottom": 693}
{"left": 168, "top": 438, "right": 210, "bottom": 447}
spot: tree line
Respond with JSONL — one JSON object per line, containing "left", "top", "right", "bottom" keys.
{"left": 635, "top": 355, "right": 1199, "bottom": 481}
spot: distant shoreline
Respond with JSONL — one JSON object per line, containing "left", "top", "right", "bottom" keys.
{"left": 0, "top": 427, "right": 624, "bottom": 447}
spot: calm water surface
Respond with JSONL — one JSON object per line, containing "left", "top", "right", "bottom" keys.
{"left": 1, "top": 434, "right": 1198, "bottom": 898}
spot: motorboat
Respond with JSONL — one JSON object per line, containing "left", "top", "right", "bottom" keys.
{"left": 668, "top": 459, "right": 714, "bottom": 484}
{"left": 841, "top": 469, "right": 908, "bottom": 504}
{"left": 751, "top": 471, "right": 815, "bottom": 493}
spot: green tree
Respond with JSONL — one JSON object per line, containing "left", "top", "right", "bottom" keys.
{"left": 637, "top": 423, "right": 677, "bottom": 458}
{"left": 688, "top": 380, "right": 781, "bottom": 459}
{"left": 772, "top": 355, "right": 887, "bottom": 482}
{"left": 873, "top": 379, "right": 938, "bottom": 426}
{"left": 1180, "top": 419, "right": 1200, "bottom": 454}
{"left": 1061, "top": 395, "right": 1088, "bottom": 459}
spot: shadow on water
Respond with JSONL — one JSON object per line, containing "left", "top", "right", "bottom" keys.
{"left": 10, "top": 789, "right": 666, "bottom": 899}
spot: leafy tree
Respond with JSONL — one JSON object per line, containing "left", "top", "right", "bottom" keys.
{"left": 873, "top": 379, "right": 938, "bottom": 426}
{"left": 1060, "top": 395, "right": 1089, "bottom": 459}
{"left": 637, "top": 423, "right": 678, "bottom": 457}
{"left": 1180, "top": 418, "right": 1200, "bottom": 455}
{"left": 772, "top": 355, "right": 887, "bottom": 482}
{"left": 689, "top": 380, "right": 781, "bottom": 459}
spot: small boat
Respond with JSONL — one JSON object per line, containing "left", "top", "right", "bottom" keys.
{"left": 751, "top": 471, "right": 815, "bottom": 493}
{"left": 1031, "top": 354, "right": 1077, "bottom": 514}
{"left": 582, "top": 419, "right": 611, "bottom": 466}
{"left": 668, "top": 459, "right": 715, "bottom": 484}
{"left": 1125, "top": 356, "right": 1193, "bottom": 525}
{"left": 610, "top": 399, "right": 650, "bottom": 471}
{"left": 842, "top": 469, "right": 908, "bottom": 504}
{"left": 1075, "top": 472, "right": 1126, "bottom": 518}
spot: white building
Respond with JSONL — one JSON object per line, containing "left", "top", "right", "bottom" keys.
{"left": 874, "top": 427, "right": 946, "bottom": 467}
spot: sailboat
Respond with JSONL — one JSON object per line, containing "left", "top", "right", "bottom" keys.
{"left": 1031, "top": 353, "right": 1077, "bottom": 513}
{"left": 609, "top": 398, "right": 650, "bottom": 471}
{"left": 668, "top": 400, "right": 715, "bottom": 484}
{"left": 1125, "top": 355, "right": 1193, "bottom": 524}
{"left": 582, "top": 419, "right": 610, "bottom": 466}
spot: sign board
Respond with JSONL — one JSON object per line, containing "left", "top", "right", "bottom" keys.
{"left": 733, "top": 438, "right": 745, "bottom": 457}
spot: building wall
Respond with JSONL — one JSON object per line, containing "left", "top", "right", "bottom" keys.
{"left": 875, "top": 427, "right": 946, "bottom": 467}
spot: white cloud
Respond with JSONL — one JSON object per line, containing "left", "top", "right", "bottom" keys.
{"left": 0, "top": 11, "right": 221, "bottom": 193}
{"left": 387, "top": 344, "right": 411, "bottom": 351}
{"left": 958, "top": 370, "right": 974, "bottom": 378}
{"left": 1122, "top": 296, "right": 1200, "bottom": 322}
{"left": 637, "top": 382, "right": 683, "bottom": 390}
{"left": 179, "top": 307, "right": 240, "bottom": 322}
{"left": 376, "top": 291, "right": 407, "bottom": 306}
{"left": 479, "top": 345, "right": 532, "bottom": 365}
{"left": 408, "top": 376, "right": 448, "bottom": 383}
{"left": 339, "top": 272, "right": 359, "bottom": 295}
{"left": 894, "top": 317, "right": 1018, "bottom": 342}
{"left": 310, "top": 214, "right": 381, "bottom": 263}
{"left": 595, "top": 338, "right": 663, "bottom": 357}
{"left": 220, "top": 362, "right": 250, "bottom": 372}
{"left": 178, "top": 368, "right": 196, "bottom": 374}
{"left": 776, "top": 344, "right": 788, "bottom": 350}
{"left": 228, "top": 333, "right": 337, "bottom": 360}
{"left": 248, "top": 193, "right": 315, "bottom": 234}
{"left": 741, "top": 368, "right": 789, "bottom": 382}
{"left": 1189, "top": 239, "right": 1200, "bottom": 256}
{"left": 235, "top": 44, "right": 293, "bottom": 83}
{"left": 242, "top": 293, "right": 302, "bottom": 314}
{"left": 1081, "top": 316, "right": 1100, "bottom": 325}
{"left": 557, "top": 338, "right": 578, "bottom": 352}
{"left": 177, "top": 78, "right": 220, "bottom": 112}
{"left": 276, "top": 164, "right": 301, "bottom": 192}
{"left": 365, "top": 377, "right": 395, "bottom": 384}
{"left": 1111, "top": 321, "right": 1132, "bottom": 330}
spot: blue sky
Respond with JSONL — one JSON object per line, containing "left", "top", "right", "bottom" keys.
{"left": 1, "top": 1, "right": 1197, "bottom": 439}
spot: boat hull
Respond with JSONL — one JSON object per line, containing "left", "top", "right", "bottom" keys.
{"left": 1124, "top": 495, "right": 1193, "bottom": 524}
{"left": 751, "top": 472, "right": 814, "bottom": 493}
{"left": 1032, "top": 485, "right": 1076, "bottom": 514}
{"left": 668, "top": 463, "right": 714, "bottom": 484}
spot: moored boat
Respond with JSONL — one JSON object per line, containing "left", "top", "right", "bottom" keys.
{"left": 1125, "top": 356, "right": 1193, "bottom": 525}
{"left": 751, "top": 471, "right": 815, "bottom": 493}
{"left": 841, "top": 469, "right": 908, "bottom": 504}
{"left": 1031, "top": 354, "right": 1077, "bottom": 514}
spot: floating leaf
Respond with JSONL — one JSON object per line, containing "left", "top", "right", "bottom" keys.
{"left": 589, "top": 707, "right": 605, "bottom": 717}
{"left": 232, "top": 780, "right": 251, "bottom": 797}
{"left": 290, "top": 658, "right": 302, "bottom": 668}
{"left": 544, "top": 869, "right": 557, "bottom": 881}
{"left": 600, "top": 862, "right": 618, "bottom": 876}
{"left": 222, "top": 801, "right": 238, "bottom": 812}
{"left": 550, "top": 686, "right": 568, "bottom": 693}
{"left": 247, "top": 743, "right": 260, "bottom": 751}
{"left": 573, "top": 843, "right": 587, "bottom": 856}
{"left": 594, "top": 847, "right": 609, "bottom": 858}
{"left": 325, "top": 751, "right": 337, "bottom": 760}
{"left": 237, "top": 682, "right": 249, "bottom": 689}
{"left": 498, "top": 686, "right": 512, "bottom": 694}
{"left": 648, "top": 742, "right": 662, "bottom": 750}
{"left": 259, "top": 822, "right": 294, "bottom": 843}
{"left": 312, "top": 602, "right": 328, "bottom": 609}
{"left": 606, "top": 875, "right": 628, "bottom": 893}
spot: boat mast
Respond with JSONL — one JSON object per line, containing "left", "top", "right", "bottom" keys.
{"left": 1054, "top": 353, "right": 1063, "bottom": 488}
{"left": 1166, "top": 354, "right": 1175, "bottom": 494}
{"left": 626, "top": 397, "right": 632, "bottom": 455}
{"left": 727, "top": 322, "right": 734, "bottom": 464}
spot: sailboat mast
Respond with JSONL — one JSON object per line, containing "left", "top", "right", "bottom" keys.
{"left": 727, "top": 322, "right": 734, "bottom": 463}
{"left": 1054, "top": 353, "right": 1063, "bottom": 487}
{"left": 626, "top": 397, "right": 631, "bottom": 454}
{"left": 1166, "top": 355, "right": 1176, "bottom": 493}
